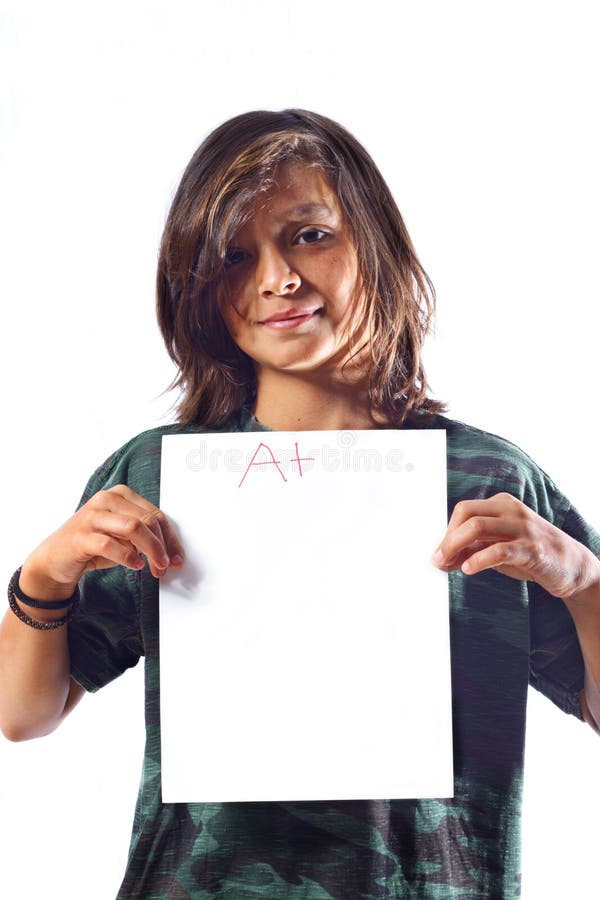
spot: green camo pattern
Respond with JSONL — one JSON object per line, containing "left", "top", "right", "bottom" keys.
{"left": 67, "top": 408, "right": 600, "bottom": 899}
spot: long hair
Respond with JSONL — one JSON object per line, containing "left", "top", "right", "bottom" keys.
{"left": 157, "top": 109, "right": 448, "bottom": 426}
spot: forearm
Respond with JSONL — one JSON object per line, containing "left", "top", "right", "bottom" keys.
{"left": 0, "top": 486, "right": 183, "bottom": 742}
{"left": 562, "top": 579, "right": 600, "bottom": 734}
{"left": 0, "top": 561, "right": 77, "bottom": 741}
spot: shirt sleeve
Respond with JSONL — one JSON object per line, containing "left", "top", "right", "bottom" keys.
{"left": 67, "top": 442, "right": 145, "bottom": 693}
{"left": 528, "top": 480, "right": 600, "bottom": 722}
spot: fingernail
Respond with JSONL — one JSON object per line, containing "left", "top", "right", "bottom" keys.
{"left": 171, "top": 554, "right": 184, "bottom": 566}
{"left": 433, "top": 548, "right": 444, "bottom": 563}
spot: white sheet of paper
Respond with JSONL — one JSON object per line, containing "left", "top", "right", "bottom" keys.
{"left": 159, "top": 429, "right": 452, "bottom": 802}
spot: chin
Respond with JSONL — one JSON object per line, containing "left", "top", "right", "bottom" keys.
{"left": 252, "top": 338, "right": 354, "bottom": 379}
{"left": 263, "top": 357, "right": 323, "bottom": 374}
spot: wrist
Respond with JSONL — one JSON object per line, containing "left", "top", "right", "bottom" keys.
{"left": 12, "top": 596, "right": 74, "bottom": 624}
{"left": 20, "top": 553, "right": 80, "bottom": 603}
{"left": 561, "top": 565, "right": 600, "bottom": 621}
{"left": 8, "top": 565, "right": 80, "bottom": 630}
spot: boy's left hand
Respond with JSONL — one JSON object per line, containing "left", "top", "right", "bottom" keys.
{"left": 432, "top": 492, "right": 600, "bottom": 601}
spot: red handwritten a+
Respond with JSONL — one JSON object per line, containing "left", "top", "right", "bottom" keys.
{"left": 291, "top": 441, "right": 314, "bottom": 477}
{"left": 238, "top": 441, "right": 315, "bottom": 487}
{"left": 238, "top": 442, "right": 287, "bottom": 488}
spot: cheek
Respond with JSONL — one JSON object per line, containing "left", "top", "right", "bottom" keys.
{"left": 220, "top": 302, "right": 256, "bottom": 354}
{"left": 221, "top": 279, "right": 254, "bottom": 324}
{"left": 221, "top": 307, "right": 243, "bottom": 343}
{"left": 219, "top": 282, "right": 245, "bottom": 328}
{"left": 327, "top": 245, "right": 359, "bottom": 292}
{"left": 332, "top": 264, "right": 361, "bottom": 318}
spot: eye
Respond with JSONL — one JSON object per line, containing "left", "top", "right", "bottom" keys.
{"left": 224, "top": 248, "right": 248, "bottom": 269}
{"left": 296, "top": 229, "right": 329, "bottom": 245}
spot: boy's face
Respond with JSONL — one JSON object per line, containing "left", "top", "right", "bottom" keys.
{"left": 218, "top": 162, "right": 367, "bottom": 382}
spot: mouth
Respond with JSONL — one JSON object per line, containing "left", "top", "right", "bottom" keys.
{"left": 259, "top": 308, "right": 323, "bottom": 330}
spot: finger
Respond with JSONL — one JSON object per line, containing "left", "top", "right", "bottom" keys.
{"left": 78, "top": 533, "right": 146, "bottom": 572}
{"left": 445, "top": 493, "right": 522, "bottom": 531}
{"left": 432, "top": 540, "right": 489, "bottom": 571}
{"left": 83, "top": 509, "right": 172, "bottom": 574}
{"left": 91, "top": 490, "right": 184, "bottom": 567}
{"left": 459, "top": 540, "right": 530, "bottom": 576}
{"left": 433, "top": 515, "right": 519, "bottom": 567}
{"left": 143, "top": 509, "right": 184, "bottom": 567}
{"left": 105, "top": 484, "right": 160, "bottom": 511}
{"left": 103, "top": 486, "right": 185, "bottom": 563}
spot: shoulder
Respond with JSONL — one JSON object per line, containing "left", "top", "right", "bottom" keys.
{"left": 409, "top": 410, "right": 570, "bottom": 523}
{"left": 78, "top": 413, "right": 248, "bottom": 508}
{"left": 440, "top": 413, "right": 535, "bottom": 468}
{"left": 409, "top": 409, "right": 538, "bottom": 464}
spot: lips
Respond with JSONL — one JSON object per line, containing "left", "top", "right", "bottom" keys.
{"left": 260, "top": 307, "right": 321, "bottom": 324}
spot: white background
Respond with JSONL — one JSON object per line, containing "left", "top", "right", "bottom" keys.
{"left": 1, "top": 1, "right": 598, "bottom": 897}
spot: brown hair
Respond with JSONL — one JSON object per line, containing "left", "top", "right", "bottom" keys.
{"left": 157, "top": 109, "right": 448, "bottom": 426}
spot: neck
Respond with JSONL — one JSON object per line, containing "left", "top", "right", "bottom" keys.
{"left": 253, "top": 369, "right": 392, "bottom": 431}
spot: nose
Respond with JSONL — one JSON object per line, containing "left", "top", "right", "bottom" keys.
{"left": 256, "top": 244, "right": 301, "bottom": 298}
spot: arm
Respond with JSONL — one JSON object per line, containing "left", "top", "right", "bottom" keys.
{"left": 0, "top": 485, "right": 184, "bottom": 742}
{"left": 561, "top": 582, "right": 600, "bottom": 733}
{"left": 0, "top": 560, "right": 85, "bottom": 742}
{"left": 432, "top": 491, "right": 600, "bottom": 733}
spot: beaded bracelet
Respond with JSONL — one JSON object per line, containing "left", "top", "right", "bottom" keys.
{"left": 8, "top": 567, "right": 80, "bottom": 631}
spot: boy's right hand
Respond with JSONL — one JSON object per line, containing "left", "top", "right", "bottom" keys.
{"left": 19, "top": 485, "right": 184, "bottom": 601}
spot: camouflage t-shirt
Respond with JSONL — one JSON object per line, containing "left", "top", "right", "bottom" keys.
{"left": 67, "top": 408, "right": 600, "bottom": 899}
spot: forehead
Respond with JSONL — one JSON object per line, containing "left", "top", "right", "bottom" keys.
{"left": 246, "top": 161, "right": 341, "bottom": 224}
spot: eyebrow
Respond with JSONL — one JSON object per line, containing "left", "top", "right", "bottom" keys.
{"left": 287, "top": 203, "right": 335, "bottom": 219}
